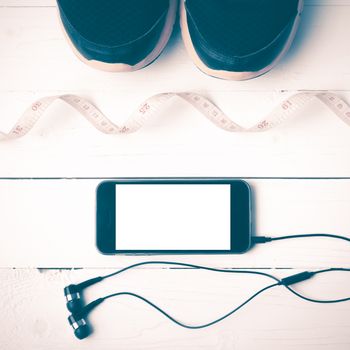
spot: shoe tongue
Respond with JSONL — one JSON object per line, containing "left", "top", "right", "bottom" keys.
{"left": 58, "top": 0, "right": 169, "bottom": 46}
{"left": 185, "top": 0, "right": 299, "bottom": 56}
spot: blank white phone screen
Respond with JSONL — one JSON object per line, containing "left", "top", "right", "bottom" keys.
{"left": 115, "top": 184, "right": 231, "bottom": 250}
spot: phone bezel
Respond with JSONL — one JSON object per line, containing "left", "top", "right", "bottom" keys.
{"left": 96, "top": 178, "right": 252, "bottom": 255}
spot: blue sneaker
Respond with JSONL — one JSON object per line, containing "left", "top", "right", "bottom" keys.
{"left": 57, "top": 0, "right": 178, "bottom": 72}
{"left": 181, "top": 0, "right": 304, "bottom": 80}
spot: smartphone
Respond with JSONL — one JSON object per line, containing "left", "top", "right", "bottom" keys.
{"left": 96, "top": 178, "right": 252, "bottom": 255}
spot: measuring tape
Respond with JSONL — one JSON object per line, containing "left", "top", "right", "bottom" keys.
{"left": 1, "top": 91, "right": 350, "bottom": 140}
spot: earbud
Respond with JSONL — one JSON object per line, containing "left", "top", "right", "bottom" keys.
{"left": 68, "top": 313, "right": 91, "bottom": 340}
{"left": 68, "top": 299, "right": 104, "bottom": 340}
{"left": 64, "top": 276, "right": 103, "bottom": 313}
{"left": 64, "top": 284, "right": 84, "bottom": 314}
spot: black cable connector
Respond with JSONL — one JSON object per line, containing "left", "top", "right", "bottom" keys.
{"left": 252, "top": 236, "right": 272, "bottom": 244}
{"left": 279, "top": 271, "right": 315, "bottom": 286}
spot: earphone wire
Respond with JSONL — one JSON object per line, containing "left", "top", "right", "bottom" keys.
{"left": 88, "top": 264, "right": 350, "bottom": 331}
{"left": 102, "top": 261, "right": 281, "bottom": 282}
{"left": 253, "top": 233, "right": 350, "bottom": 244}
{"left": 284, "top": 268, "right": 350, "bottom": 304}
{"left": 98, "top": 267, "right": 349, "bottom": 330}
{"left": 102, "top": 283, "right": 279, "bottom": 330}
{"left": 71, "top": 234, "right": 349, "bottom": 333}
{"left": 103, "top": 233, "right": 350, "bottom": 280}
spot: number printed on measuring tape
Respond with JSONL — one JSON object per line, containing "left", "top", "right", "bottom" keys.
{"left": 1, "top": 91, "right": 350, "bottom": 140}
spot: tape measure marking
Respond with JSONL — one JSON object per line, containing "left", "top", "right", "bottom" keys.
{"left": 1, "top": 91, "right": 350, "bottom": 140}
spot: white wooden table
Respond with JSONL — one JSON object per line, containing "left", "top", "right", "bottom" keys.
{"left": 0, "top": 1, "right": 349, "bottom": 349}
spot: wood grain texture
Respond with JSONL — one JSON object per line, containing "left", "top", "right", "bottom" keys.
{"left": 0, "top": 1, "right": 350, "bottom": 177}
{"left": 0, "top": 268, "right": 349, "bottom": 350}
{"left": 0, "top": 1, "right": 349, "bottom": 349}
{"left": 0, "top": 178, "right": 349, "bottom": 268}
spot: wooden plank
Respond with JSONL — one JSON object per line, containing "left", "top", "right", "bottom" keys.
{"left": 1, "top": 2, "right": 349, "bottom": 92}
{"left": 2, "top": 90, "right": 350, "bottom": 178}
{"left": 0, "top": 178, "right": 349, "bottom": 268}
{"left": 0, "top": 2, "right": 349, "bottom": 348}
{"left": 1, "top": 4, "right": 350, "bottom": 177}
{"left": 1, "top": 268, "right": 349, "bottom": 350}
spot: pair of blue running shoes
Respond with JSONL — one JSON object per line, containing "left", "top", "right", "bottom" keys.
{"left": 57, "top": 0, "right": 303, "bottom": 80}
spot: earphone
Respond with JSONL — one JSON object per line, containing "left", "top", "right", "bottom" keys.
{"left": 64, "top": 276, "right": 103, "bottom": 314}
{"left": 67, "top": 298, "right": 104, "bottom": 339}
{"left": 64, "top": 234, "right": 350, "bottom": 340}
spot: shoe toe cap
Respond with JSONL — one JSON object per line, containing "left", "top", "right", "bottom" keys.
{"left": 57, "top": 0, "right": 170, "bottom": 65}
{"left": 184, "top": 0, "right": 301, "bottom": 74}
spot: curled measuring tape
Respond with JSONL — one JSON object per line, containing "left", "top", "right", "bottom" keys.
{"left": 1, "top": 91, "right": 350, "bottom": 140}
